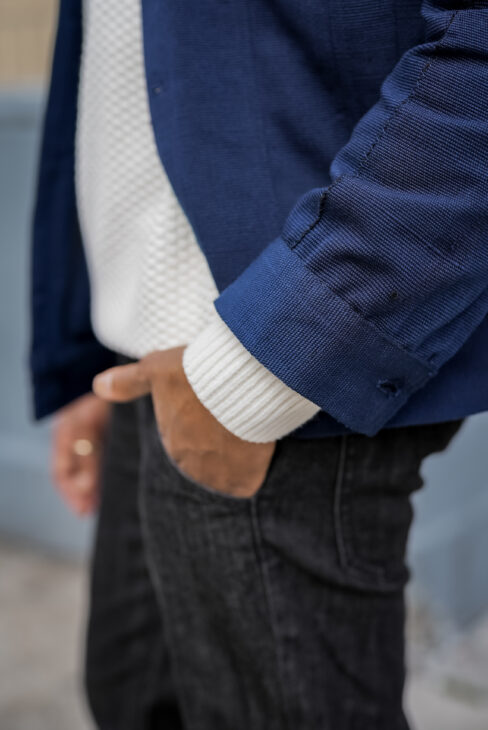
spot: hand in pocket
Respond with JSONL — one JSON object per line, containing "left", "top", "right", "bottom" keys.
{"left": 93, "top": 346, "right": 275, "bottom": 498}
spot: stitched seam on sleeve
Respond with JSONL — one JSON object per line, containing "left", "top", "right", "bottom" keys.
{"left": 287, "top": 10, "right": 459, "bottom": 251}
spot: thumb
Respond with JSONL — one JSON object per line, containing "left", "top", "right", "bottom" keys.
{"left": 92, "top": 362, "right": 151, "bottom": 402}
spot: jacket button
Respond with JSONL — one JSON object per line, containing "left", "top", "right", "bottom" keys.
{"left": 377, "top": 379, "right": 402, "bottom": 397}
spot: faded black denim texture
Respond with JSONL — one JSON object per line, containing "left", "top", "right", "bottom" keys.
{"left": 85, "top": 396, "right": 461, "bottom": 730}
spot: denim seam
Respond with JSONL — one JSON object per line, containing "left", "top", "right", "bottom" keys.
{"left": 250, "top": 499, "right": 293, "bottom": 730}
{"left": 333, "top": 434, "right": 350, "bottom": 570}
{"left": 285, "top": 10, "right": 459, "bottom": 252}
{"left": 136, "top": 476, "right": 193, "bottom": 730}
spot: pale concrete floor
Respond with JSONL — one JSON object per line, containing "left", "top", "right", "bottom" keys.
{"left": 1, "top": 540, "right": 488, "bottom": 730}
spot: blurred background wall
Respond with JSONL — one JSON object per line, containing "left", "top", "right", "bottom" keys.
{"left": 0, "top": 0, "right": 487, "bottom": 633}
{"left": 0, "top": 0, "right": 57, "bottom": 85}
{"left": 0, "top": 0, "right": 92, "bottom": 556}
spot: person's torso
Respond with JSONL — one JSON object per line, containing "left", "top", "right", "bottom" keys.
{"left": 32, "top": 0, "right": 488, "bottom": 436}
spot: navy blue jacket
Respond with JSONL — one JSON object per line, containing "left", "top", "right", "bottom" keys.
{"left": 31, "top": 0, "right": 488, "bottom": 438}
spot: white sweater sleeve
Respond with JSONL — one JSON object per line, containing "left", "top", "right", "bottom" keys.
{"left": 182, "top": 310, "right": 321, "bottom": 443}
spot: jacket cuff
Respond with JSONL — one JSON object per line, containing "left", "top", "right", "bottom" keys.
{"left": 183, "top": 312, "right": 321, "bottom": 442}
{"left": 213, "top": 237, "right": 436, "bottom": 436}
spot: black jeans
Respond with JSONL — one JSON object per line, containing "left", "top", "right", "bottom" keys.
{"left": 84, "top": 395, "right": 461, "bottom": 730}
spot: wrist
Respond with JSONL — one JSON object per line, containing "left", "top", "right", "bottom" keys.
{"left": 183, "top": 310, "right": 320, "bottom": 442}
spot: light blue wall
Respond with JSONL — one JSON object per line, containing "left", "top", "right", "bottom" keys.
{"left": 0, "top": 90, "right": 93, "bottom": 557}
{"left": 412, "top": 415, "right": 488, "bottom": 625}
{"left": 0, "top": 89, "right": 487, "bottom": 623}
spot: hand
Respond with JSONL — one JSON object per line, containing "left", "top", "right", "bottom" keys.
{"left": 51, "top": 393, "right": 111, "bottom": 515}
{"left": 93, "top": 347, "right": 276, "bottom": 498}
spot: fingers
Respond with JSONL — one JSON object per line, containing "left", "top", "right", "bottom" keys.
{"left": 50, "top": 394, "right": 111, "bottom": 517}
{"left": 51, "top": 454, "right": 99, "bottom": 515}
{"left": 93, "top": 362, "right": 151, "bottom": 402}
{"left": 52, "top": 420, "right": 100, "bottom": 516}
{"left": 55, "top": 473, "right": 98, "bottom": 515}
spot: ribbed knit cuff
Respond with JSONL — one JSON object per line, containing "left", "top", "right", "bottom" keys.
{"left": 182, "top": 311, "right": 321, "bottom": 442}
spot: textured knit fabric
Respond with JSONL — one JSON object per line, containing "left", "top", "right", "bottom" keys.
{"left": 76, "top": 0, "right": 217, "bottom": 353}
{"left": 183, "top": 316, "right": 320, "bottom": 442}
{"left": 31, "top": 0, "right": 488, "bottom": 439}
{"left": 75, "top": 0, "right": 317, "bottom": 441}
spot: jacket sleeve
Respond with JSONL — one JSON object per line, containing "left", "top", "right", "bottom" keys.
{"left": 207, "top": 1, "right": 488, "bottom": 436}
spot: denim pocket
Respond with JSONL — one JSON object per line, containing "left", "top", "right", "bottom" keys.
{"left": 333, "top": 432, "right": 421, "bottom": 592}
{"left": 333, "top": 420, "right": 462, "bottom": 592}
{"left": 147, "top": 402, "right": 279, "bottom": 505}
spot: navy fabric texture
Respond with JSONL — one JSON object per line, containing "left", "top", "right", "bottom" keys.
{"left": 30, "top": 0, "right": 116, "bottom": 418}
{"left": 31, "top": 0, "right": 488, "bottom": 436}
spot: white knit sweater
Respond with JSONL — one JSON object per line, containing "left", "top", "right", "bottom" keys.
{"left": 75, "top": 0, "right": 319, "bottom": 442}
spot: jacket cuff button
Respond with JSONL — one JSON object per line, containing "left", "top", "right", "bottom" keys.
{"left": 377, "top": 379, "right": 403, "bottom": 398}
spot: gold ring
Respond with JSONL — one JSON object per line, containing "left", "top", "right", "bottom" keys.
{"left": 72, "top": 438, "right": 94, "bottom": 457}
